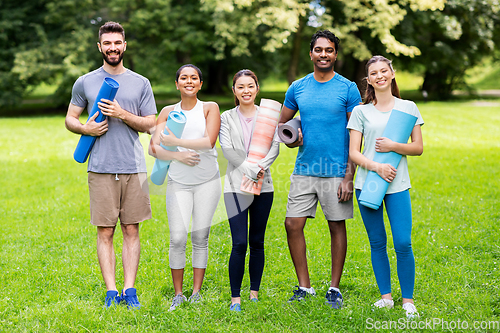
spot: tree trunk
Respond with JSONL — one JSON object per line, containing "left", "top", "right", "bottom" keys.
{"left": 422, "top": 70, "right": 453, "bottom": 100}
{"left": 287, "top": 15, "right": 307, "bottom": 85}
{"left": 204, "top": 60, "right": 227, "bottom": 95}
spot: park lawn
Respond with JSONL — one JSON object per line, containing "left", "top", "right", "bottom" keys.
{"left": 0, "top": 100, "right": 499, "bottom": 332}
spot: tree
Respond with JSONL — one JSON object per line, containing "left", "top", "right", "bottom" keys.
{"left": 2, "top": 0, "right": 105, "bottom": 107}
{"left": 316, "top": 0, "right": 446, "bottom": 89}
{"left": 395, "top": 0, "right": 500, "bottom": 99}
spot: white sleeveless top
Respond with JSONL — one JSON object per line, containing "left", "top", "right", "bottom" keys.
{"left": 168, "top": 99, "right": 219, "bottom": 185}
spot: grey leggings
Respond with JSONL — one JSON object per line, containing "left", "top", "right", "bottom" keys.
{"left": 166, "top": 173, "right": 221, "bottom": 269}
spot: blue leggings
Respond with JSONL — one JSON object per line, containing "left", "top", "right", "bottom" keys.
{"left": 355, "top": 189, "right": 415, "bottom": 299}
{"left": 224, "top": 192, "right": 273, "bottom": 298}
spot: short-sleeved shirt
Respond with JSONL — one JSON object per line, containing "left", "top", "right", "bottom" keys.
{"left": 347, "top": 97, "right": 424, "bottom": 194}
{"left": 284, "top": 72, "right": 362, "bottom": 177}
{"left": 71, "top": 67, "right": 157, "bottom": 174}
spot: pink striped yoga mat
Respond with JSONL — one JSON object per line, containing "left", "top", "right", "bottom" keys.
{"left": 240, "top": 98, "right": 282, "bottom": 195}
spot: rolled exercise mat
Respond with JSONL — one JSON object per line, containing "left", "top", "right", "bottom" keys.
{"left": 73, "top": 77, "right": 120, "bottom": 163}
{"left": 358, "top": 110, "right": 418, "bottom": 210}
{"left": 150, "top": 111, "right": 187, "bottom": 186}
{"left": 278, "top": 116, "right": 301, "bottom": 144}
{"left": 240, "top": 98, "right": 282, "bottom": 195}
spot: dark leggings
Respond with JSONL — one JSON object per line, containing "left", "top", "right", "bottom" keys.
{"left": 224, "top": 192, "right": 274, "bottom": 298}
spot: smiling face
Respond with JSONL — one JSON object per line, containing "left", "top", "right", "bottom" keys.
{"left": 309, "top": 37, "right": 337, "bottom": 72}
{"left": 175, "top": 66, "right": 203, "bottom": 96}
{"left": 233, "top": 75, "right": 258, "bottom": 107}
{"left": 366, "top": 61, "right": 395, "bottom": 92}
{"left": 98, "top": 33, "right": 126, "bottom": 67}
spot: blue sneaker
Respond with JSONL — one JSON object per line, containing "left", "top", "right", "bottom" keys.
{"left": 288, "top": 286, "right": 312, "bottom": 302}
{"left": 325, "top": 288, "right": 343, "bottom": 309}
{"left": 121, "top": 288, "right": 141, "bottom": 310}
{"left": 104, "top": 290, "right": 121, "bottom": 308}
{"left": 230, "top": 303, "right": 241, "bottom": 312}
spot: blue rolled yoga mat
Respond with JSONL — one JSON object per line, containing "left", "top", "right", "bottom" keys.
{"left": 358, "top": 110, "right": 418, "bottom": 210}
{"left": 150, "top": 111, "right": 187, "bottom": 186}
{"left": 73, "top": 77, "right": 120, "bottom": 163}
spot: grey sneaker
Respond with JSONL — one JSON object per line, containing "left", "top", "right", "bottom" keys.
{"left": 169, "top": 293, "right": 187, "bottom": 311}
{"left": 188, "top": 291, "right": 202, "bottom": 304}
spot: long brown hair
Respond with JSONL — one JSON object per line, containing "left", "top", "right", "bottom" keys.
{"left": 364, "top": 55, "right": 400, "bottom": 105}
{"left": 232, "top": 69, "right": 259, "bottom": 106}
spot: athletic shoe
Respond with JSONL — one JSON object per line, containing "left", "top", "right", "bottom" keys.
{"left": 325, "top": 288, "right": 343, "bottom": 309}
{"left": 104, "top": 290, "right": 121, "bottom": 308}
{"left": 250, "top": 297, "right": 259, "bottom": 302}
{"left": 373, "top": 298, "right": 394, "bottom": 309}
{"left": 402, "top": 302, "right": 419, "bottom": 319}
{"left": 121, "top": 288, "right": 141, "bottom": 310}
{"left": 288, "top": 286, "right": 314, "bottom": 302}
{"left": 230, "top": 303, "right": 241, "bottom": 312}
{"left": 188, "top": 291, "right": 202, "bottom": 304}
{"left": 169, "top": 293, "right": 187, "bottom": 311}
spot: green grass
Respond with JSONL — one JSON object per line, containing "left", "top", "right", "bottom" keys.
{"left": 465, "top": 58, "right": 500, "bottom": 91}
{"left": 1, "top": 100, "right": 499, "bottom": 332}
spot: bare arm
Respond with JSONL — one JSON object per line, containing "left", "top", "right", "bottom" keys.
{"left": 349, "top": 129, "right": 397, "bottom": 183}
{"left": 97, "top": 98, "right": 156, "bottom": 133}
{"left": 148, "top": 106, "right": 200, "bottom": 166}
{"left": 375, "top": 125, "right": 424, "bottom": 156}
{"left": 65, "top": 103, "right": 108, "bottom": 136}
{"left": 160, "top": 101, "right": 221, "bottom": 150}
{"left": 338, "top": 111, "right": 355, "bottom": 202}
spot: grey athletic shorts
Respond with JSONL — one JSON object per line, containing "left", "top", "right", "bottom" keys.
{"left": 286, "top": 174, "right": 353, "bottom": 221}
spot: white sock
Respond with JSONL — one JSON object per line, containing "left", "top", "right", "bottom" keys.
{"left": 329, "top": 287, "right": 340, "bottom": 293}
{"left": 299, "top": 286, "right": 316, "bottom": 295}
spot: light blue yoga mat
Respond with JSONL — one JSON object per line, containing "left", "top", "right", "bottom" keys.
{"left": 358, "top": 109, "right": 418, "bottom": 210}
{"left": 150, "top": 111, "right": 187, "bottom": 186}
{"left": 73, "top": 77, "right": 119, "bottom": 163}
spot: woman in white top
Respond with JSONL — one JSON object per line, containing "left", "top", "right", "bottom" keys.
{"left": 149, "top": 64, "right": 221, "bottom": 311}
{"left": 347, "top": 56, "right": 424, "bottom": 318}
{"left": 219, "top": 69, "right": 279, "bottom": 312}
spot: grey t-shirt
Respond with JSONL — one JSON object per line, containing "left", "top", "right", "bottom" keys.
{"left": 71, "top": 67, "right": 157, "bottom": 174}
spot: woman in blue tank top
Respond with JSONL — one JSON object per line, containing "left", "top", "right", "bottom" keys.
{"left": 149, "top": 64, "right": 221, "bottom": 311}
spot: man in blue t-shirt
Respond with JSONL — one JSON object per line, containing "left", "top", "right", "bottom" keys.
{"left": 278, "top": 30, "right": 361, "bottom": 308}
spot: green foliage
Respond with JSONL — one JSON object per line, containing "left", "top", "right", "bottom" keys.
{"left": 395, "top": 0, "right": 500, "bottom": 99}
{"left": 1, "top": 100, "right": 499, "bottom": 331}
{"left": 2, "top": 0, "right": 500, "bottom": 106}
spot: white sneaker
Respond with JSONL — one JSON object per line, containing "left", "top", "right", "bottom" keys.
{"left": 373, "top": 298, "right": 394, "bottom": 309}
{"left": 402, "top": 302, "right": 419, "bottom": 319}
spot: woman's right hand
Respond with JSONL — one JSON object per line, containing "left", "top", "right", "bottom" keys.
{"left": 176, "top": 151, "right": 200, "bottom": 166}
{"left": 376, "top": 163, "right": 397, "bottom": 183}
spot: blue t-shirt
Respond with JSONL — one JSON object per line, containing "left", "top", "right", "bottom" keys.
{"left": 284, "top": 73, "right": 361, "bottom": 177}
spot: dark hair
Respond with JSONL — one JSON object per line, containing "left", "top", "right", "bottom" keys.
{"left": 364, "top": 55, "right": 401, "bottom": 105}
{"left": 99, "top": 21, "right": 125, "bottom": 41}
{"left": 232, "top": 69, "right": 259, "bottom": 106}
{"left": 175, "top": 64, "right": 203, "bottom": 82}
{"left": 310, "top": 30, "right": 340, "bottom": 52}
